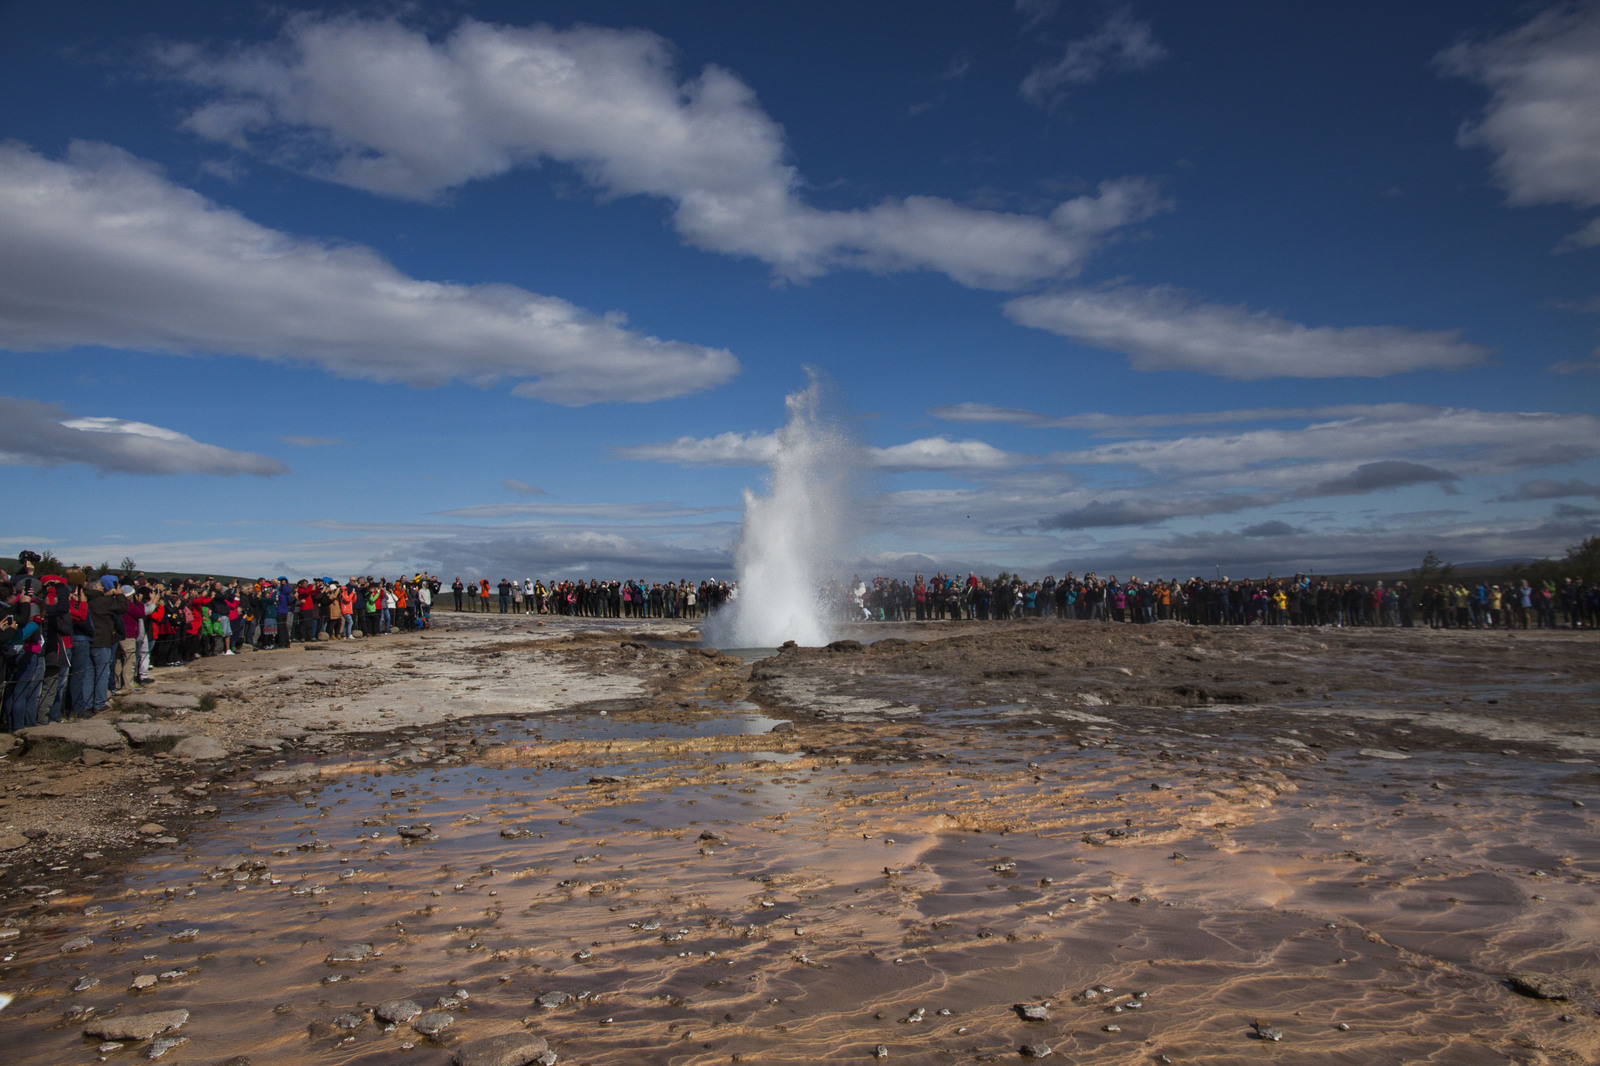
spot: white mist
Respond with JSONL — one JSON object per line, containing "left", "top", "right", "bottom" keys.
{"left": 714, "top": 373, "right": 858, "bottom": 647}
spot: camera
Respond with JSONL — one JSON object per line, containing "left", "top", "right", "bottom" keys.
{"left": 19, "top": 550, "right": 41, "bottom": 565}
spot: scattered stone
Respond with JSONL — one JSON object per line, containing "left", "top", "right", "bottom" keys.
{"left": 73, "top": 977, "right": 100, "bottom": 992}
{"left": 1020, "top": 1045, "right": 1053, "bottom": 1059}
{"left": 332, "top": 1012, "right": 365, "bottom": 1030}
{"left": 84, "top": 1010, "right": 190, "bottom": 1041}
{"left": 535, "top": 991, "right": 571, "bottom": 1009}
{"left": 131, "top": 975, "right": 159, "bottom": 991}
{"left": 0, "top": 832, "right": 29, "bottom": 851}
{"left": 82, "top": 748, "right": 110, "bottom": 766}
{"left": 452, "top": 1032, "right": 551, "bottom": 1066}
{"left": 398, "top": 825, "right": 436, "bottom": 839}
{"left": 117, "top": 721, "right": 195, "bottom": 745}
{"left": 412, "top": 1011, "right": 455, "bottom": 1036}
{"left": 873, "top": 1047, "right": 889, "bottom": 1060}
{"left": 60, "top": 935, "right": 94, "bottom": 953}
{"left": 97, "top": 1043, "right": 124, "bottom": 1054}
{"left": 325, "top": 943, "right": 374, "bottom": 964}
{"left": 1357, "top": 749, "right": 1409, "bottom": 761}
{"left": 1014, "top": 1003, "right": 1050, "bottom": 1021}
{"left": 146, "top": 1036, "right": 188, "bottom": 1059}
{"left": 169, "top": 928, "right": 199, "bottom": 941}
{"left": 139, "top": 823, "right": 166, "bottom": 836}
{"left": 171, "top": 736, "right": 230, "bottom": 760}
{"left": 1251, "top": 1021, "right": 1284, "bottom": 1041}
{"left": 376, "top": 999, "right": 424, "bottom": 1024}
{"left": 1507, "top": 971, "right": 1581, "bottom": 1001}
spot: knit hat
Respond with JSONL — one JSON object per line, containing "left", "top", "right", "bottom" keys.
{"left": 100, "top": 574, "right": 118, "bottom": 590}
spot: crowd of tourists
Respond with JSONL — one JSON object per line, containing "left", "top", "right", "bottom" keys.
{"left": 444, "top": 576, "right": 732, "bottom": 619}
{"left": 834, "top": 572, "right": 1600, "bottom": 630}
{"left": 7, "top": 548, "right": 1597, "bottom": 733}
{"left": 0, "top": 552, "right": 444, "bottom": 732}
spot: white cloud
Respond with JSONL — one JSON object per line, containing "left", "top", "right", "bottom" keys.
{"left": 1050, "top": 406, "right": 1600, "bottom": 478}
{"left": 869, "top": 437, "right": 1016, "bottom": 472}
{"left": 1021, "top": 6, "right": 1168, "bottom": 107}
{"left": 931, "top": 400, "right": 1435, "bottom": 432}
{"left": 1005, "top": 284, "right": 1492, "bottom": 378}
{"left": 618, "top": 431, "right": 1018, "bottom": 475}
{"left": 1440, "top": 4, "right": 1600, "bottom": 243}
{"left": 502, "top": 479, "right": 547, "bottom": 496}
{"left": 159, "top": 17, "right": 1167, "bottom": 290}
{"left": 614, "top": 432, "right": 781, "bottom": 467}
{"left": 0, "top": 396, "right": 286, "bottom": 476}
{"left": 0, "top": 141, "right": 738, "bottom": 404}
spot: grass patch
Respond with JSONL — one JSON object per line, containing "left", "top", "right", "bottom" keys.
{"left": 197, "top": 694, "right": 218, "bottom": 713}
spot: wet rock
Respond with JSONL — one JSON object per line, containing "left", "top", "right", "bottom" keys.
{"left": 254, "top": 767, "right": 321, "bottom": 785}
{"left": 376, "top": 998, "right": 424, "bottom": 1024}
{"left": 534, "top": 991, "right": 571, "bottom": 1009}
{"left": 169, "top": 928, "right": 199, "bottom": 941}
{"left": 1014, "top": 1003, "right": 1050, "bottom": 1021}
{"left": 326, "top": 943, "right": 374, "bottom": 964}
{"left": 1020, "top": 1045, "right": 1053, "bottom": 1059}
{"left": 452, "top": 1032, "right": 551, "bottom": 1066}
{"left": 131, "top": 975, "right": 159, "bottom": 991}
{"left": 139, "top": 823, "right": 166, "bottom": 836}
{"left": 60, "top": 935, "right": 94, "bottom": 953}
{"left": 171, "top": 736, "right": 230, "bottom": 760}
{"left": 1357, "top": 748, "right": 1409, "bottom": 761}
{"left": 413, "top": 1011, "right": 455, "bottom": 1036}
{"left": 84, "top": 1009, "right": 190, "bottom": 1041}
{"left": 332, "top": 1012, "right": 365, "bottom": 1030}
{"left": 1250, "top": 1021, "right": 1284, "bottom": 1041}
{"left": 72, "top": 977, "right": 100, "bottom": 992}
{"left": 1507, "top": 971, "right": 1582, "bottom": 1000}
{"left": 398, "top": 824, "right": 436, "bottom": 839}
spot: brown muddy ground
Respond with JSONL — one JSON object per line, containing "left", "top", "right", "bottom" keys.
{"left": 1, "top": 615, "right": 1597, "bottom": 1065}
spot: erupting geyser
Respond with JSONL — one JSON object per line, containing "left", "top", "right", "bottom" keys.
{"left": 714, "top": 372, "right": 859, "bottom": 647}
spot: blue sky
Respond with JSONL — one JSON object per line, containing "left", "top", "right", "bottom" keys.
{"left": 2, "top": 1, "right": 1597, "bottom": 581}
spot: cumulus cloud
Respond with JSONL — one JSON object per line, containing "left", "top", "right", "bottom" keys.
{"left": 158, "top": 16, "right": 1167, "bottom": 290}
{"left": 0, "top": 396, "right": 286, "bottom": 476}
{"left": 1496, "top": 477, "right": 1600, "bottom": 501}
{"left": 1020, "top": 6, "right": 1167, "bottom": 107}
{"left": 1005, "top": 285, "right": 1492, "bottom": 378}
{"left": 1042, "top": 492, "right": 1276, "bottom": 530}
{"left": 1310, "top": 460, "right": 1459, "bottom": 496}
{"left": 1440, "top": 4, "right": 1600, "bottom": 244}
{"left": 0, "top": 141, "right": 738, "bottom": 404}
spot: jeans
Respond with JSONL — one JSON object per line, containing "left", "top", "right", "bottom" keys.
{"left": 91, "top": 645, "right": 115, "bottom": 709}
{"left": 4, "top": 652, "right": 41, "bottom": 731}
{"left": 68, "top": 636, "right": 94, "bottom": 716}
